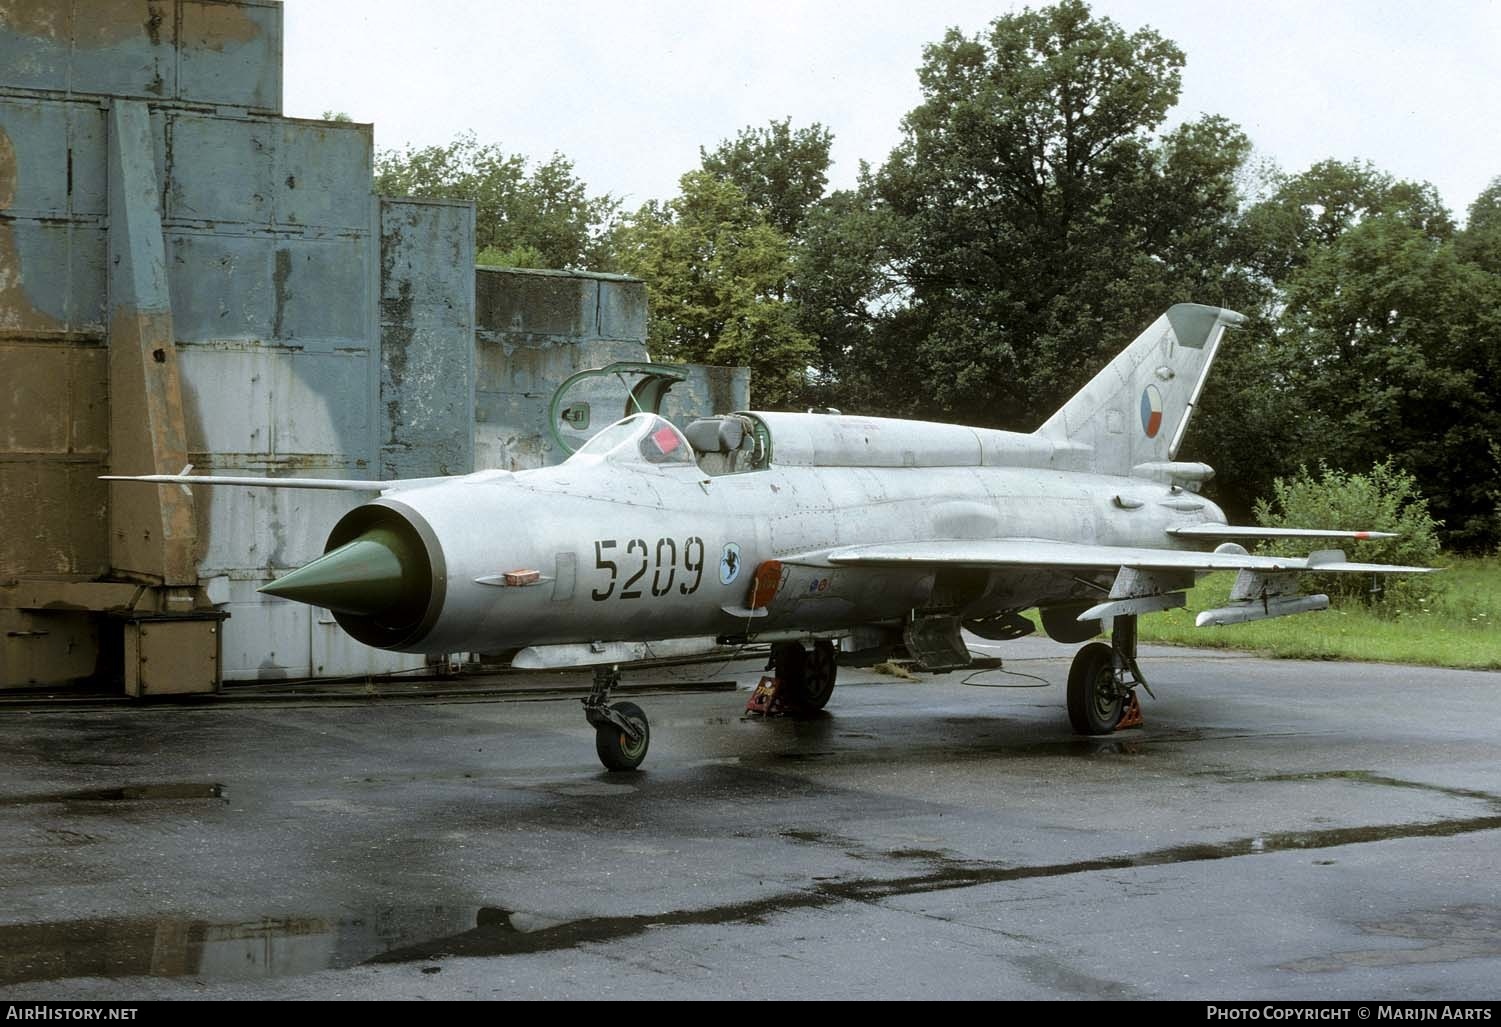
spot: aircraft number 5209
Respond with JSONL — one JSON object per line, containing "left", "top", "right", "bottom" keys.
{"left": 591, "top": 537, "right": 706, "bottom": 601}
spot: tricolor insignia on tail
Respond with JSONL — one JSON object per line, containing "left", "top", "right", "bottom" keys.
{"left": 1140, "top": 385, "right": 1163, "bottom": 438}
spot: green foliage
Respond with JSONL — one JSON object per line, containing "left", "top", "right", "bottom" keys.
{"left": 700, "top": 119, "right": 833, "bottom": 237}
{"left": 321, "top": 110, "right": 354, "bottom": 123}
{"left": 840, "top": 0, "right": 1262, "bottom": 430}
{"left": 1271, "top": 216, "right": 1501, "bottom": 550}
{"left": 612, "top": 172, "right": 815, "bottom": 407}
{"left": 374, "top": 133, "right": 619, "bottom": 270}
{"left": 1138, "top": 558, "right": 1501, "bottom": 670}
{"left": 1239, "top": 159, "right": 1455, "bottom": 281}
{"left": 1253, "top": 461, "right": 1442, "bottom": 610}
{"left": 1457, "top": 177, "right": 1501, "bottom": 274}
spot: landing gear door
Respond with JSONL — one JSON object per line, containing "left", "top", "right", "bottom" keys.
{"left": 548, "top": 362, "right": 689, "bottom": 456}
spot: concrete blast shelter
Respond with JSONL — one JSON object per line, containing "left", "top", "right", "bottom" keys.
{"left": 0, "top": 0, "right": 748, "bottom": 694}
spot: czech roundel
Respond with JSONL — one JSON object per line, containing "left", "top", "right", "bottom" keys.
{"left": 1140, "top": 385, "right": 1164, "bottom": 438}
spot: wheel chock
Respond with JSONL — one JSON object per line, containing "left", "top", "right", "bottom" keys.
{"left": 745, "top": 675, "right": 784, "bottom": 716}
{"left": 1116, "top": 691, "right": 1144, "bottom": 731}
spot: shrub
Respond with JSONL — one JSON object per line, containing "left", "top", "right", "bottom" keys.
{"left": 1253, "top": 460, "right": 1442, "bottom": 611}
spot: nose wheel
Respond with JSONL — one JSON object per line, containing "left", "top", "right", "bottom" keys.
{"left": 584, "top": 666, "right": 651, "bottom": 771}
{"left": 1067, "top": 615, "right": 1149, "bottom": 735}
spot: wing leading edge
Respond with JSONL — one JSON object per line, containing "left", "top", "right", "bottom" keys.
{"left": 100, "top": 473, "right": 460, "bottom": 493}
{"left": 799, "top": 537, "right": 1431, "bottom": 629}
{"left": 814, "top": 538, "right": 1431, "bottom": 576}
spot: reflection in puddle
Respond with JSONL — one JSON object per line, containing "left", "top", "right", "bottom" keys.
{"left": 0, "top": 908, "right": 479, "bottom": 987}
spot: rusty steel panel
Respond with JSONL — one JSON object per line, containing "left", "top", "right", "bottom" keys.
{"left": 166, "top": 114, "right": 371, "bottom": 229}
{"left": 0, "top": 0, "right": 281, "bottom": 111}
{"left": 106, "top": 100, "right": 196, "bottom": 584}
{"left": 0, "top": 342, "right": 107, "bottom": 454}
{"left": 379, "top": 198, "right": 476, "bottom": 479}
{"left": 0, "top": 608, "right": 101, "bottom": 688}
{"left": 0, "top": 461, "right": 108, "bottom": 575}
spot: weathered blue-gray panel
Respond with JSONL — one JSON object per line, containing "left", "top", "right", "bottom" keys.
{"left": 166, "top": 232, "right": 275, "bottom": 340}
{"left": 3, "top": 221, "right": 107, "bottom": 329}
{"left": 166, "top": 114, "right": 276, "bottom": 224}
{"left": 380, "top": 198, "right": 476, "bottom": 479}
{"left": 176, "top": 0, "right": 281, "bottom": 111}
{"left": 597, "top": 274, "right": 650, "bottom": 342}
{"left": 0, "top": 98, "right": 107, "bottom": 217}
{"left": 0, "top": 1, "right": 281, "bottom": 111}
{"left": 274, "top": 119, "right": 372, "bottom": 230}
{"left": 167, "top": 113, "right": 370, "bottom": 228}
{"left": 178, "top": 345, "right": 372, "bottom": 462}
{"left": 475, "top": 267, "right": 596, "bottom": 340}
{"left": 166, "top": 232, "right": 370, "bottom": 346}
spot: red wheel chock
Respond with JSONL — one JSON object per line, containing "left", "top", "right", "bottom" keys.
{"left": 1116, "top": 690, "right": 1144, "bottom": 731}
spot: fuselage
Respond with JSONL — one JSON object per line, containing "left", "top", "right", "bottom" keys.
{"left": 334, "top": 412, "right": 1226, "bottom": 654}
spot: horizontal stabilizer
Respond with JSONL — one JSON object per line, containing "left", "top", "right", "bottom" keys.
{"left": 1168, "top": 524, "right": 1397, "bottom": 541}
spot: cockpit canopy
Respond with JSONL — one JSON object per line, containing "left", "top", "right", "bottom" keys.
{"left": 565, "top": 414, "right": 695, "bottom": 468}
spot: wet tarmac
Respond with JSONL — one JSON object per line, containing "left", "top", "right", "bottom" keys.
{"left": 1, "top": 640, "right": 1498, "bottom": 1000}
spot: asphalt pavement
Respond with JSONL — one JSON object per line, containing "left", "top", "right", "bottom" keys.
{"left": 1, "top": 639, "right": 1498, "bottom": 1000}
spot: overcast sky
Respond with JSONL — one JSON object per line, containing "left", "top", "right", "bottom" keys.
{"left": 282, "top": 0, "right": 1500, "bottom": 220}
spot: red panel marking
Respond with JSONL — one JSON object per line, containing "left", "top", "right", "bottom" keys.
{"left": 651, "top": 426, "right": 682, "bottom": 453}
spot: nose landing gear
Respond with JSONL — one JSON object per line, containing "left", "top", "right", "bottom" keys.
{"left": 584, "top": 665, "right": 651, "bottom": 771}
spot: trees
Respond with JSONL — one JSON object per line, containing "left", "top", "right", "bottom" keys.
{"left": 612, "top": 172, "right": 814, "bottom": 407}
{"left": 700, "top": 118, "right": 833, "bottom": 238}
{"left": 373, "top": 133, "right": 619, "bottom": 270}
{"left": 839, "top": 0, "right": 1259, "bottom": 430}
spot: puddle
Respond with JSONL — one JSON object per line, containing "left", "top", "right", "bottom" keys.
{"left": 8, "top": 810, "right": 1499, "bottom": 985}
{"left": 1282, "top": 905, "right": 1501, "bottom": 972}
{"left": 0, "top": 783, "right": 226, "bottom": 807}
{"left": 0, "top": 907, "right": 476, "bottom": 986}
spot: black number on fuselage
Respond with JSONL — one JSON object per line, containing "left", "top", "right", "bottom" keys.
{"left": 681, "top": 536, "right": 705, "bottom": 595}
{"left": 621, "top": 539, "right": 649, "bottom": 599}
{"left": 591, "top": 540, "right": 618, "bottom": 601}
{"left": 652, "top": 538, "right": 678, "bottom": 596}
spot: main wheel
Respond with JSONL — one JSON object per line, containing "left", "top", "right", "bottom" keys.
{"left": 771, "top": 641, "right": 807, "bottom": 693}
{"left": 1067, "top": 642, "right": 1125, "bottom": 735}
{"left": 595, "top": 701, "right": 650, "bottom": 772}
{"left": 794, "top": 640, "right": 838, "bottom": 709}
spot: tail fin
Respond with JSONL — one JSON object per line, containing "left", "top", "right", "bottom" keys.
{"left": 1036, "top": 303, "right": 1245, "bottom": 474}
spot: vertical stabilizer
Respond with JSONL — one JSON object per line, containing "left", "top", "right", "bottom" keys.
{"left": 1036, "top": 304, "right": 1244, "bottom": 474}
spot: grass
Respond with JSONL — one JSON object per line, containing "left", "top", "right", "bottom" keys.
{"left": 1135, "top": 556, "right": 1501, "bottom": 670}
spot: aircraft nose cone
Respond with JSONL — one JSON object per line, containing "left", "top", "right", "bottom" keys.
{"left": 260, "top": 528, "right": 413, "bottom": 615}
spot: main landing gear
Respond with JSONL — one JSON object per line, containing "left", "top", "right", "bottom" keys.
{"left": 769, "top": 640, "right": 838, "bottom": 710}
{"left": 585, "top": 665, "right": 650, "bottom": 772}
{"left": 1067, "top": 614, "right": 1150, "bottom": 735}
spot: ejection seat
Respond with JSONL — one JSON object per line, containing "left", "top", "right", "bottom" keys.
{"left": 686, "top": 415, "right": 760, "bottom": 475}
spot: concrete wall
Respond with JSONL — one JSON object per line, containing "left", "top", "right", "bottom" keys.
{"left": 474, "top": 266, "right": 749, "bottom": 470}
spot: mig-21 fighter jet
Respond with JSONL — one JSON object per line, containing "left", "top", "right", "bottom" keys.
{"left": 108, "top": 304, "right": 1430, "bottom": 771}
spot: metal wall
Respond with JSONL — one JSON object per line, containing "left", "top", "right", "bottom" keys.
{"left": 0, "top": 1, "right": 748, "bottom": 690}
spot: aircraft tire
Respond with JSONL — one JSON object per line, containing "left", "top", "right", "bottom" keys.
{"left": 1067, "top": 642, "right": 1124, "bottom": 735}
{"left": 797, "top": 640, "right": 838, "bottom": 710}
{"left": 595, "top": 701, "right": 650, "bottom": 772}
